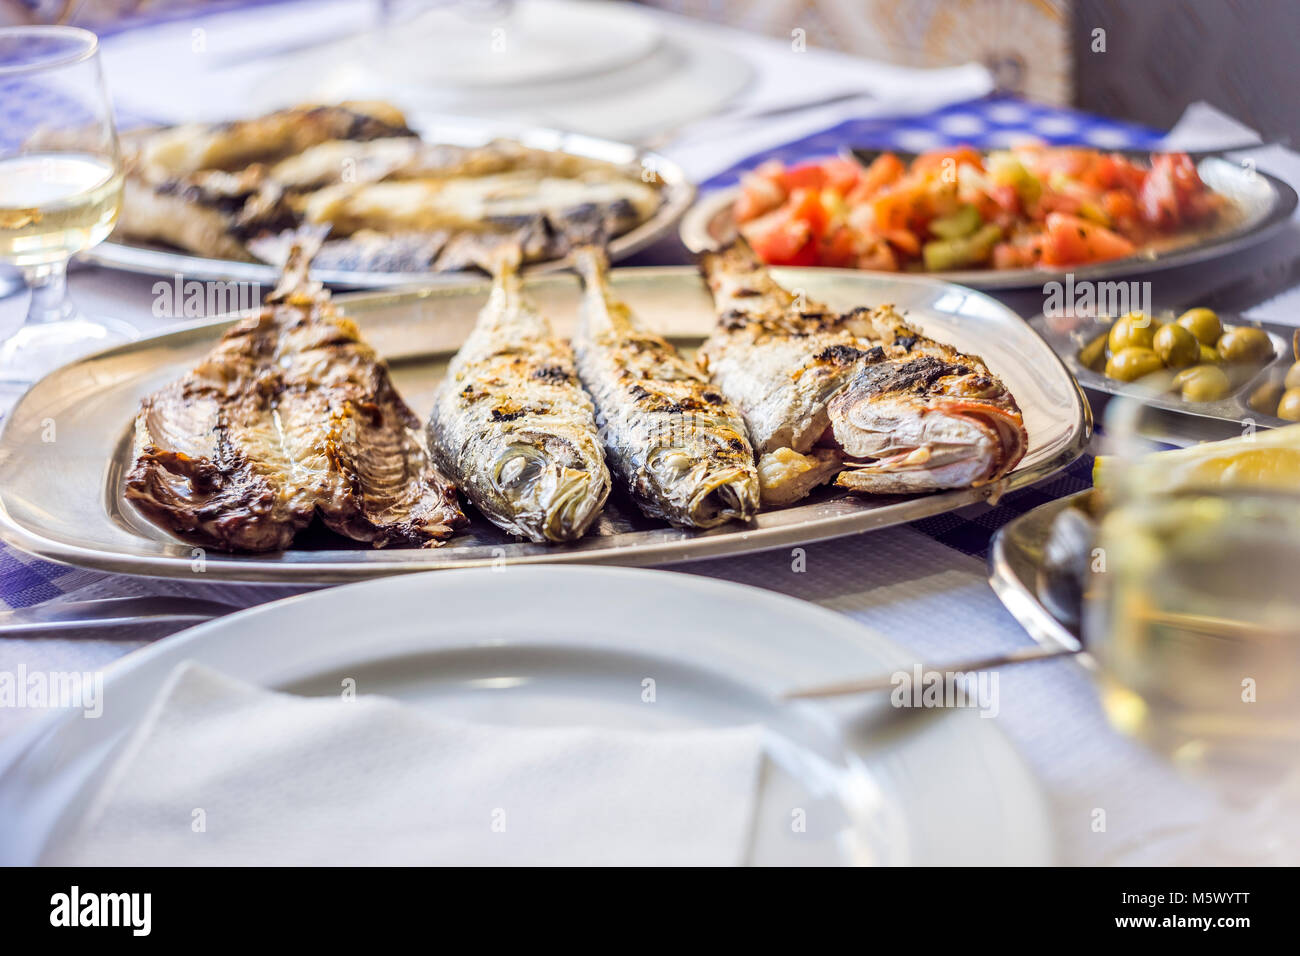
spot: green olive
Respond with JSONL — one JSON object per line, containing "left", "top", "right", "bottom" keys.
{"left": 1078, "top": 331, "right": 1109, "bottom": 371}
{"left": 1173, "top": 364, "right": 1231, "bottom": 402}
{"left": 1108, "top": 312, "right": 1157, "bottom": 352}
{"left": 1198, "top": 343, "right": 1220, "bottom": 364}
{"left": 1217, "top": 326, "right": 1274, "bottom": 364}
{"left": 1248, "top": 381, "right": 1285, "bottom": 415}
{"left": 1278, "top": 388, "right": 1300, "bottom": 421}
{"left": 1176, "top": 307, "right": 1223, "bottom": 346}
{"left": 1105, "top": 346, "right": 1164, "bottom": 383}
{"left": 1284, "top": 361, "right": 1300, "bottom": 390}
{"left": 1153, "top": 323, "right": 1199, "bottom": 368}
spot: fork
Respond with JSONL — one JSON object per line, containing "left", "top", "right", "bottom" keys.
{"left": 0, "top": 595, "right": 238, "bottom": 638}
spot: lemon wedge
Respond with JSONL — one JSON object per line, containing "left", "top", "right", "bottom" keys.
{"left": 1095, "top": 423, "right": 1300, "bottom": 493}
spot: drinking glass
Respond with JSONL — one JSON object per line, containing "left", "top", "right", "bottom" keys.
{"left": 1085, "top": 399, "right": 1300, "bottom": 861}
{"left": 0, "top": 26, "right": 136, "bottom": 385}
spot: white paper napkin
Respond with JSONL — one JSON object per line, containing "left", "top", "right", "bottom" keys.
{"left": 50, "top": 663, "right": 764, "bottom": 866}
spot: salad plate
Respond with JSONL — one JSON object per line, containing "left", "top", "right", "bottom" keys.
{"left": 682, "top": 155, "right": 1297, "bottom": 290}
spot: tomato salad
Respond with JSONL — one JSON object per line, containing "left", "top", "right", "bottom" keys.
{"left": 731, "top": 147, "right": 1226, "bottom": 272}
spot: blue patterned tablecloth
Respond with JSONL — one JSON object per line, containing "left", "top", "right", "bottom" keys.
{"left": 702, "top": 94, "right": 1164, "bottom": 190}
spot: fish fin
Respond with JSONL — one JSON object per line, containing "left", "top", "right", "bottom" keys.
{"left": 482, "top": 239, "right": 523, "bottom": 277}
{"left": 571, "top": 244, "right": 609, "bottom": 288}
{"left": 699, "top": 235, "right": 762, "bottom": 277}
{"left": 268, "top": 224, "right": 331, "bottom": 302}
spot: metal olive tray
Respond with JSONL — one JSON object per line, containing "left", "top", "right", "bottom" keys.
{"left": 0, "top": 266, "right": 1089, "bottom": 584}
{"left": 988, "top": 491, "right": 1091, "bottom": 655}
{"left": 82, "top": 124, "right": 695, "bottom": 288}
{"left": 681, "top": 156, "right": 1297, "bottom": 290}
{"left": 1028, "top": 310, "right": 1294, "bottom": 428}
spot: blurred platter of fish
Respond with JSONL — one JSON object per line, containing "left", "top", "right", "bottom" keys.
{"left": 0, "top": 256, "right": 1089, "bottom": 583}
{"left": 81, "top": 102, "right": 694, "bottom": 287}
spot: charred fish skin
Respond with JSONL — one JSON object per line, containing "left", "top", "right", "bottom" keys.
{"left": 125, "top": 314, "right": 311, "bottom": 552}
{"left": 571, "top": 247, "right": 758, "bottom": 529}
{"left": 697, "top": 241, "right": 874, "bottom": 456}
{"left": 827, "top": 308, "right": 1028, "bottom": 494}
{"left": 427, "top": 249, "right": 611, "bottom": 543}
{"left": 125, "top": 240, "right": 467, "bottom": 553}
{"left": 697, "top": 239, "right": 1027, "bottom": 503}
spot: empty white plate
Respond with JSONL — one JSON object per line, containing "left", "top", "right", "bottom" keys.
{"left": 0, "top": 567, "right": 1053, "bottom": 865}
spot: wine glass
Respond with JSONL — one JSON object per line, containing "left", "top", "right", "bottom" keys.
{"left": 1085, "top": 398, "right": 1300, "bottom": 862}
{"left": 0, "top": 26, "right": 136, "bottom": 386}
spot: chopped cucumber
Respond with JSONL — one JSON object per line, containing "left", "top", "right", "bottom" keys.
{"left": 928, "top": 203, "right": 982, "bottom": 239}
{"left": 922, "top": 223, "right": 1004, "bottom": 271}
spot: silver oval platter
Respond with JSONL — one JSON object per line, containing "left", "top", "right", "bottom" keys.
{"left": 681, "top": 157, "right": 1297, "bottom": 291}
{"left": 987, "top": 491, "right": 1091, "bottom": 655}
{"left": 0, "top": 267, "right": 1089, "bottom": 583}
{"left": 83, "top": 124, "right": 695, "bottom": 288}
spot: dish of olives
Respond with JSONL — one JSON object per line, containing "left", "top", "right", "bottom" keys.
{"left": 1076, "top": 307, "right": 1281, "bottom": 405}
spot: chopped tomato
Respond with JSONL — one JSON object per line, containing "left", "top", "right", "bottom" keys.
{"left": 856, "top": 239, "right": 898, "bottom": 272}
{"left": 817, "top": 226, "right": 860, "bottom": 268}
{"left": 778, "top": 162, "right": 828, "bottom": 193}
{"left": 785, "top": 187, "right": 830, "bottom": 238}
{"left": 1041, "top": 212, "right": 1136, "bottom": 266}
{"left": 741, "top": 210, "right": 817, "bottom": 266}
{"left": 1088, "top": 154, "right": 1147, "bottom": 192}
{"left": 819, "top": 158, "right": 861, "bottom": 195}
{"left": 734, "top": 171, "right": 785, "bottom": 223}
{"left": 877, "top": 228, "right": 921, "bottom": 258}
{"left": 846, "top": 152, "right": 905, "bottom": 201}
{"left": 1101, "top": 189, "right": 1138, "bottom": 224}
{"left": 912, "top": 146, "right": 985, "bottom": 175}
{"left": 1139, "top": 153, "right": 1212, "bottom": 229}
{"left": 728, "top": 148, "right": 1221, "bottom": 273}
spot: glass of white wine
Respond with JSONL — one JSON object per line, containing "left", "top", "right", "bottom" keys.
{"left": 1086, "top": 400, "right": 1300, "bottom": 862}
{"left": 0, "top": 26, "right": 136, "bottom": 385}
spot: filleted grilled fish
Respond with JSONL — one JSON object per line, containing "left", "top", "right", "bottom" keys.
{"left": 119, "top": 102, "right": 664, "bottom": 272}
{"left": 571, "top": 247, "right": 758, "bottom": 528}
{"left": 119, "top": 103, "right": 416, "bottom": 262}
{"left": 427, "top": 248, "right": 611, "bottom": 543}
{"left": 698, "top": 240, "right": 1027, "bottom": 503}
{"left": 129, "top": 102, "right": 416, "bottom": 180}
{"left": 125, "top": 239, "right": 467, "bottom": 552}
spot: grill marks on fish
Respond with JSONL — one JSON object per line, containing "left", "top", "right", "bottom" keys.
{"left": 120, "top": 103, "right": 664, "bottom": 271}
{"left": 571, "top": 247, "right": 758, "bottom": 528}
{"left": 427, "top": 249, "right": 610, "bottom": 543}
{"left": 125, "top": 243, "right": 466, "bottom": 552}
{"left": 697, "top": 239, "right": 1027, "bottom": 503}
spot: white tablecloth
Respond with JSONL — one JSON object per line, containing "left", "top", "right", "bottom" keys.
{"left": 3, "top": 1, "right": 1299, "bottom": 866}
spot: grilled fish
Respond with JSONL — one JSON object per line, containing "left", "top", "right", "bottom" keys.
{"left": 427, "top": 248, "right": 611, "bottom": 542}
{"left": 572, "top": 247, "right": 758, "bottom": 528}
{"left": 129, "top": 102, "right": 416, "bottom": 181}
{"left": 827, "top": 305, "right": 1029, "bottom": 495}
{"left": 698, "top": 240, "right": 1027, "bottom": 502}
{"left": 125, "top": 239, "right": 467, "bottom": 552}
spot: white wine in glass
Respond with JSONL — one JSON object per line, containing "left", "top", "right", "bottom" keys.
{"left": 0, "top": 26, "right": 136, "bottom": 386}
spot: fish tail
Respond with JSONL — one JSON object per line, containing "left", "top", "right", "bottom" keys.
{"left": 572, "top": 244, "right": 609, "bottom": 288}
{"left": 268, "top": 224, "right": 330, "bottom": 302}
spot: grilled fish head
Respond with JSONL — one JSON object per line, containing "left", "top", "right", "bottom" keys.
{"left": 465, "top": 428, "right": 610, "bottom": 543}
{"left": 827, "top": 355, "right": 1028, "bottom": 494}
{"left": 639, "top": 436, "right": 759, "bottom": 528}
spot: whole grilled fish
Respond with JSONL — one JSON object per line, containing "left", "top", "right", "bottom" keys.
{"left": 126, "top": 240, "right": 467, "bottom": 552}
{"left": 698, "top": 240, "right": 1027, "bottom": 502}
{"left": 427, "top": 248, "right": 611, "bottom": 542}
{"left": 572, "top": 247, "right": 758, "bottom": 528}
